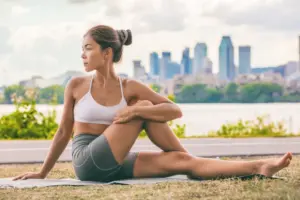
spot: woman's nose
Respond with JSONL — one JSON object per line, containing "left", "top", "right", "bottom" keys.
{"left": 81, "top": 52, "right": 86, "bottom": 59}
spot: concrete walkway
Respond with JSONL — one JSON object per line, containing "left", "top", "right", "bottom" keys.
{"left": 0, "top": 137, "right": 299, "bottom": 164}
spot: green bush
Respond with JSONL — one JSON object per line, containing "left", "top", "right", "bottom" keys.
{"left": 207, "top": 115, "right": 293, "bottom": 138}
{"left": 139, "top": 120, "right": 186, "bottom": 138}
{"left": 0, "top": 99, "right": 58, "bottom": 139}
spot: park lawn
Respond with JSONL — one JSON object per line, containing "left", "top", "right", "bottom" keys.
{"left": 0, "top": 155, "right": 299, "bottom": 200}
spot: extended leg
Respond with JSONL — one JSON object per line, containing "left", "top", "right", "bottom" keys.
{"left": 133, "top": 151, "right": 292, "bottom": 179}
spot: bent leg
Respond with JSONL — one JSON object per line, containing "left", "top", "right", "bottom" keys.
{"left": 144, "top": 120, "right": 187, "bottom": 153}
{"left": 103, "top": 119, "right": 144, "bottom": 164}
{"left": 132, "top": 100, "right": 187, "bottom": 153}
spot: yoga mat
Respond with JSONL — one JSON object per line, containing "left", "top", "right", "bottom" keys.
{"left": 0, "top": 174, "right": 285, "bottom": 189}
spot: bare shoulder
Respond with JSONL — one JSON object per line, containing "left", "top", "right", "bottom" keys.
{"left": 66, "top": 75, "right": 92, "bottom": 91}
{"left": 123, "top": 78, "right": 146, "bottom": 89}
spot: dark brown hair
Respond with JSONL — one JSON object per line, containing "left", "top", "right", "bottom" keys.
{"left": 84, "top": 25, "right": 132, "bottom": 63}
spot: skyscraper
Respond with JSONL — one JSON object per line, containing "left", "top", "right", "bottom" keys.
{"left": 219, "top": 36, "right": 235, "bottom": 81}
{"left": 160, "top": 52, "right": 172, "bottom": 80}
{"left": 239, "top": 46, "right": 251, "bottom": 74}
{"left": 193, "top": 43, "right": 207, "bottom": 74}
{"left": 133, "top": 60, "right": 145, "bottom": 79}
{"left": 181, "top": 48, "right": 192, "bottom": 75}
{"left": 150, "top": 52, "right": 160, "bottom": 76}
{"left": 162, "top": 52, "right": 171, "bottom": 61}
{"left": 166, "top": 62, "right": 181, "bottom": 79}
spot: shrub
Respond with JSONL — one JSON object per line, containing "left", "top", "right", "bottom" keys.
{"left": 207, "top": 115, "right": 292, "bottom": 138}
{"left": 0, "top": 97, "right": 58, "bottom": 139}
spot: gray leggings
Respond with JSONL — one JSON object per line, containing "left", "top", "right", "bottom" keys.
{"left": 72, "top": 133, "right": 139, "bottom": 182}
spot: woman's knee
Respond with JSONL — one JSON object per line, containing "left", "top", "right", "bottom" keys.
{"left": 163, "top": 152, "right": 194, "bottom": 173}
{"left": 171, "top": 151, "right": 193, "bottom": 162}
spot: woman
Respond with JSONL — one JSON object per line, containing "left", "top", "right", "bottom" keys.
{"left": 13, "top": 25, "right": 292, "bottom": 182}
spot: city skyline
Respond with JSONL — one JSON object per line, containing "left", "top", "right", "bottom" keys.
{"left": 0, "top": 0, "right": 299, "bottom": 86}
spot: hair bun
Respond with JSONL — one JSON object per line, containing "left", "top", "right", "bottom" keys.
{"left": 117, "top": 29, "right": 132, "bottom": 46}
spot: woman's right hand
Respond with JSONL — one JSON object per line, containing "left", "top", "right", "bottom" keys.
{"left": 12, "top": 172, "right": 46, "bottom": 181}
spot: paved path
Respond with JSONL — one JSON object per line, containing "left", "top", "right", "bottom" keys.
{"left": 0, "top": 138, "right": 299, "bottom": 164}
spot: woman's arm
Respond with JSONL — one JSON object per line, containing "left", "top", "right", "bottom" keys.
{"left": 39, "top": 78, "right": 78, "bottom": 177}
{"left": 13, "top": 77, "right": 79, "bottom": 180}
{"left": 127, "top": 79, "right": 182, "bottom": 122}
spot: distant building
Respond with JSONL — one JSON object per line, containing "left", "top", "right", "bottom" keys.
{"left": 284, "top": 62, "right": 298, "bottom": 77}
{"left": 150, "top": 52, "right": 160, "bottom": 76}
{"left": 133, "top": 60, "right": 146, "bottom": 79}
{"left": 165, "top": 62, "right": 181, "bottom": 80}
{"left": 219, "top": 36, "right": 235, "bottom": 81}
{"left": 19, "top": 71, "right": 86, "bottom": 88}
{"left": 181, "top": 48, "right": 192, "bottom": 75}
{"left": 0, "top": 86, "right": 4, "bottom": 99}
{"left": 251, "top": 65, "right": 285, "bottom": 77}
{"left": 239, "top": 46, "right": 251, "bottom": 74}
{"left": 193, "top": 43, "right": 207, "bottom": 74}
{"left": 160, "top": 52, "right": 172, "bottom": 80}
{"left": 235, "top": 72, "right": 285, "bottom": 86}
{"left": 202, "top": 57, "right": 213, "bottom": 74}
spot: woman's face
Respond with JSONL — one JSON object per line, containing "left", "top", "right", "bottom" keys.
{"left": 81, "top": 34, "right": 107, "bottom": 72}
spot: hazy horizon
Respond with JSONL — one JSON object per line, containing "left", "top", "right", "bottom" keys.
{"left": 0, "top": 0, "right": 299, "bottom": 85}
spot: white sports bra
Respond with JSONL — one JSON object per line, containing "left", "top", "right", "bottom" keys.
{"left": 74, "top": 74, "right": 128, "bottom": 125}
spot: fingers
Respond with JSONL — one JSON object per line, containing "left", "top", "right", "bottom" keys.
{"left": 12, "top": 174, "right": 27, "bottom": 181}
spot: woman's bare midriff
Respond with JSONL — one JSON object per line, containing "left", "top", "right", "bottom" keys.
{"left": 73, "top": 122, "right": 109, "bottom": 137}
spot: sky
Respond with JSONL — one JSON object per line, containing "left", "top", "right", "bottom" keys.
{"left": 0, "top": 0, "right": 299, "bottom": 86}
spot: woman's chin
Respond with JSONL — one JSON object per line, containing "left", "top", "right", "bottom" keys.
{"left": 84, "top": 67, "right": 93, "bottom": 72}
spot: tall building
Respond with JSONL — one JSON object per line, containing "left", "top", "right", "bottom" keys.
{"left": 160, "top": 52, "right": 172, "bottom": 80}
{"left": 181, "top": 48, "right": 192, "bottom": 75}
{"left": 193, "top": 43, "right": 207, "bottom": 74}
{"left": 166, "top": 62, "right": 181, "bottom": 79}
{"left": 133, "top": 60, "right": 145, "bottom": 79}
{"left": 239, "top": 46, "right": 251, "bottom": 74}
{"left": 150, "top": 52, "right": 160, "bottom": 76}
{"left": 162, "top": 52, "right": 171, "bottom": 61}
{"left": 219, "top": 36, "right": 235, "bottom": 81}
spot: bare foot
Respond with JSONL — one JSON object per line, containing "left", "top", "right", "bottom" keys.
{"left": 258, "top": 152, "right": 292, "bottom": 177}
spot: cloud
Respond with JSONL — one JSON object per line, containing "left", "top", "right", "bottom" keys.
{"left": 11, "top": 5, "right": 30, "bottom": 17}
{"left": 0, "top": 26, "right": 12, "bottom": 54}
{"left": 68, "top": 0, "right": 98, "bottom": 3}
{"left": 131, "top": 0, "right": 187, "bottom": 33}
{"left": 201, "top": 0, "right": 300, "bottom": 31}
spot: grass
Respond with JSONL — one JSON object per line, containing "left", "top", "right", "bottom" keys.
{"left": 0, "top": 155, "right": 300, "bottom": 200}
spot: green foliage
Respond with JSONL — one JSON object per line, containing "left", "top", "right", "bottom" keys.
{"left": 207, "top": 115, "right": 291, "bottom": 138}
{"left": 239, "top": 83, "right": 283, "bottom": 103}
{"left": 150, "top": 84, "right": 161, "bottom": 93}
{"left": 167, "top": 94, "right": 175, "bottom": 102}
{"left": 175, "top": 82, "right": 293, "bottom": 103}
{"left": 37, "top": 85, "right": 64, "bottom": 105}
{"left": 138, "top": 120, "right": 186, "bottom": 138}
{"left": 0, "top": 98, "right": 58, "bottom": 139}
{"left": 176, "top": 84, "right": 223, "bottom": 103}
{"left": 3, "top": 85, "right": 25, "bottom": 104}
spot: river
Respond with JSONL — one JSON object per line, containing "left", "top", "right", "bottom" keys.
{"left": 0, "top": 103, "right": 299, "bottom": 136}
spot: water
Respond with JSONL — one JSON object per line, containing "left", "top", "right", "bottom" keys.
{"left": 0, "top": 103, "right": 299, "bottom": 136}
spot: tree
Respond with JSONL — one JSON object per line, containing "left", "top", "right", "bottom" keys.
{"left": 38, "top": 85, "right": 65, "bottom": 104}
{"left": 223, "top": 82, "right": 239, "bottom": 102}
{"left": 4, "top": 85, "right": 25, "bottom": 104}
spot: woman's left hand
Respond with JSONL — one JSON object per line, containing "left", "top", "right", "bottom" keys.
{"left": 113, "top": 106, "right": 137, "bottom": 124}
